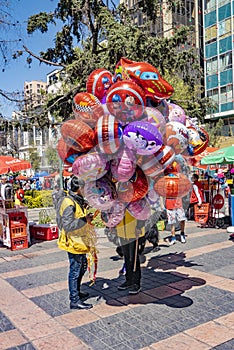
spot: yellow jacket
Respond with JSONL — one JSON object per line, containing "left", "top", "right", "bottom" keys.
{"left": 116, "top": 210, "right": 145, "bottom": 239}
{"left": 57, "top": 196, "right": 96, "bottom": 255}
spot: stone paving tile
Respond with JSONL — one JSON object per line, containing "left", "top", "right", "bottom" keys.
{"left": 0, "top": 329, "right": 28, "bottom": 350}
{"left": 149, "top": 333, "right": 211, "bottom": 350}
{"left": 212, "top": 338, "right": 234, "bottom": 350}
{"left": 6, "top": 343, "right": 37, "bottom": 350}
{"left": 0, "top": 311, "right": 15, "bottom": 333}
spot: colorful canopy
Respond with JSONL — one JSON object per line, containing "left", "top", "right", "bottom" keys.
{"left": 201, "top": 146, "right": 234, "bottom": 165}
{"left": 0, "top": 156, "right": 31, "bottom": 175}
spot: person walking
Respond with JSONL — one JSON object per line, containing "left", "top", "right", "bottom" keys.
{"left": 114, "top": 210, "right": 145, "bottom": 294}
{"left": 57, "top": 176, "right": 95, "bottom": 310}
{"left": 189, "top": 173, "right": 204, "bottom": 219}
{"left": 165, "top": 196, "right": 187, "bottom": 245}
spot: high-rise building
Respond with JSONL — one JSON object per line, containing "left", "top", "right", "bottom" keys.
{"left": 203, "top": 0, "right": 234, "bottom": 137}
{"left": 24, "top": 80, "right": 47, "bottom": 111}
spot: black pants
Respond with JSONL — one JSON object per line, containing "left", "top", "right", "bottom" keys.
{"left": 120, "top": 238, "right": 141, "bottom": 286}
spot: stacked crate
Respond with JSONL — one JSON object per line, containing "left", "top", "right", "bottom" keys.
{"left": 8, "top": 212, "right": 28, "bottom": 251}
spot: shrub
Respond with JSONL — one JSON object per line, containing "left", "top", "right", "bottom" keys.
{"left": 24, "top": 190, "right": 53, "bottom": 208}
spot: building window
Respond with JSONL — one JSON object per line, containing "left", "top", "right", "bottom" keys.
{"left": 206, "top": 56, "right": 218, "bottom": 74}
{"left": 218, "top": 18, "right": 231, "bottom": 38}
{"left": 220, "top": 51, "right": 232, "bottom": 72}
{"left": 220, "top": 84, "right": 233, "bottom": 103}
{"left": 207, "top": 88, "right": 219, "bottom": 104}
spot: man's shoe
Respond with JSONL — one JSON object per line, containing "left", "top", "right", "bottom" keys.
{"left": 180, "top": 234, "right": 186, "bottom": 244}
{"left": 79, "top": 291, "right": 89, "bottom": 299}
{"left": 169, "top": 237, "right": 176, "bottom": 245}
{"left": 128, "top": 284, "right": 141, "bottom": 295}
{"left": 70, "top": 302, "right": 93, "bottom": 310}
{"left": 118, "top": 281, "right": 133, "bottom": 290}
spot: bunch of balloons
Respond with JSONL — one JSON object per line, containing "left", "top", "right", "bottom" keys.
{"left": 57, "top": 57, "right": 209, "bottom": 227}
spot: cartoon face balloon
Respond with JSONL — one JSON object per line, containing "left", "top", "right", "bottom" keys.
{"left": 142, "top": 107, "right": 166, "bottom": 135}
{"left": 168, "top": 103, "right": 187, "bottom": 125}
{"left": 106, "top": 80, "right": 146, "bottom": 122}
{"left": 86, "top": 68, "right": 113, "bottom": 103}
{"left": 114, "top": 57, "right": 174, "bottom": 102}
{"left": 164, "top": 121, "right": 189, "bottom": 155}
{"left": 72, "top": 152, "right": 108, "bottom": 182}
{"left": 184, "top": 126, "right": 209, "bottom": 157}
{"left": 123, "top": 120, "right": 163, "bottom": 155}
{"left": 84, "top": 176, "right": 117, "bottom": 210}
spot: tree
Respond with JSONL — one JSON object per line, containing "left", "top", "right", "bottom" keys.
{"left": 28, "top": 146, "right": 40, "bottom": 173}
{"left": 21, "top": 0, "right": 213, "bottom": 127}
{"left": 45, "top": 146, "right": 60, "bottom": 171}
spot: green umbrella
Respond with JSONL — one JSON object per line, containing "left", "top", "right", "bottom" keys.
{"left": 201, "top": 145, "right": 234, "bottom": 165}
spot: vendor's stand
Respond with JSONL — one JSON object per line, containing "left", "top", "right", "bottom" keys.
{"left": 0, "top": 156, "right": 32, "bottom": 250}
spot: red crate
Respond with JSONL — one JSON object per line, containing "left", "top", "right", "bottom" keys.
{"left": 11, "top": 236, "right": 28, "bottom": 251}
{"left": 8, "top": 212, "right": 27, "bottom": 226}
{"left": 33, "top": 224, "right": 58, "bottom": 241}
{"left": 194, "top": 203, "right": 209, "bottom": 224}
{"left": 10, "top": 222, "right": 27, "bottom": 239}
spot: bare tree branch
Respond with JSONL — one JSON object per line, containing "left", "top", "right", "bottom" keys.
{"left": 23, "top": 45, "right": 66, "bottom": 67}
{"left": 0, "top": 89, "right": 24, "bottom": 102}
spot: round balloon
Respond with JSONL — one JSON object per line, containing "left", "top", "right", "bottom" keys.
{"left": 114, "top": 57, "right": 174, "bottom": 102}
{"left": 123, "top": 120, "right": 163, "bottom": 155}
{"left": 142, "top": 107, "right": 166, "bottom": 134}
{"left": 127, "top": 198, "right": 151, "bottom": 220}
{"left": 95, "top": 114, "right": 123, "bottom": 154}
{"left": 61, "top": 119, "right": 96, "bottom": 152}
{"left": 111, "top": 147, "right": 136, "bottom": 182}
{"left": 86, "top": 68, "right": 113, "bottom": 103}
{"left": 117, "top": 166, "right": 148, "bottom": 203}
{"left": 72, "top": 92, "right": 104, "bottom": 127}
{"left": 168, "top": 103, "right": 186, "bottom": 124}
{"left": 106, "top": 80, "right": 146, "bottom": 122}
{"left": 184, "top": 126, "right": 209, "bottom": 157}
{"left": 84, "top": 176, "right": 117, "bottom": 210}
{"left": 164, "top": 121, "right": 189, "bottom": 154}
{"left": 72, "top": 151, "right": 108, "bottom": 182}
{"left": 155, "top": 99, "right": 169, "bottom": 120}
{"left": 154, "top": 173, "right": 192, "bottom": 198}
{"left": 101, "top": 201, "right": 126, "bottom": 227}
{"left": 56, "top": 138, "right": 80, "bottom": 165}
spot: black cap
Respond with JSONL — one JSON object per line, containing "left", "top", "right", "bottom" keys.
{"left": 70, "top": 176, "right": 85, "bottom": 192}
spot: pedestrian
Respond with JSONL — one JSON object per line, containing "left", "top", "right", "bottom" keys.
{"left": 114, "top": 210, "right": 145, "bottom": 294}
{"left": 189, "top": 173, "right": 204, "bottom": 219}
{"left": 57, "top": 176, "right": 95, "bottom": 310}
{"left": 165, "top": 196, "right": 187, "bottom": 245}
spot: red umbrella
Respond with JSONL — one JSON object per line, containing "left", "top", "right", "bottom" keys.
{"left": 15, "top": 174, "right": 28, "bottom": 181}
{"left": 0, "top": 156, "right": 31, "bottom": 175}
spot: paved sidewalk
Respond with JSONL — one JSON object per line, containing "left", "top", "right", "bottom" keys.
{"left": 0, "top": 221, "right": 234, "bottom": 350}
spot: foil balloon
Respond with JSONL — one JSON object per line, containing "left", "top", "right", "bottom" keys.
{"left": 146, "top": 187, "right": 161, "bottom": 211}
{"left": 111, "top": 147, "right": 136, "bottom": 182}
{"left": 117, "top": 166, "right": 149, "bottom": 203}
{"left": 127, "top": 198, "right": 151, "bottom": 220}
{"left": 123, "top": 120, "right": 163, "bottom": 155}
{"left": 114, "top": 57, "right": 174, "bottom": 102}
{"left": 84, "top": 176, "right": 117, "bottom": 210}
{"left": 72, "top": 92, "right": 104, "bottom": 127}
{"left": 154, "top": 173, "right": 192, "bottom": 198}
{"left": 155, "top": 99, "right": 169, "bottom": 120}
{"left": 86, "top": 68, "right": 113, "bottom": 103}
{"left": 101, "top": 201, "right": 126, "bottom": 227}
{"left": 164, "top": 121, "right": 189, "bottom": 155}
{"left": 56, "top": 138, "right": 80, "bottom": 165}
{"left": 168, "top": 103, "right": 187, "bottom": 125}
{"left": 106, "top": 80, "right": 146, "bottom": 122}
{"left": 72, "top": 152, "right": 108, "bottom": 182}
{"left": 184, "top": 126, "right": 209, "bottom": 157}
{"left": 143, "top": 107, "right": 166, "bottom": 134}
{"left": 95, "top": 114, "right": 123, "bottom": 154}
{"left": 61, "top": 119, "right": 96, "bottom": 152}
{"left": 138, "top": 145, "right": 175, "bottom": 178}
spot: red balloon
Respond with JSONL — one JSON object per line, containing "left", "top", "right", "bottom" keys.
{"left": 56, "top": 138, "right": 80, "bottom": 165}
{"left": 61, "top": 119, "right": 96, "bottom": 152}
{"left": 154, "top": 173, "right": 192, "bottom": 198}
{"left": 114, "top": 57, "right": 174, "bottom": 102}
{"left": 106, "top": 80, "right": 146, "bottom": 122}
{"left": 86, "top": 68, "right": 113, "bottom": 103}
{"left": 73, "top": 92, "right": 104, "bottom": 126}
{"left": 95, "top": 114, "right": 123, "bottom": 154}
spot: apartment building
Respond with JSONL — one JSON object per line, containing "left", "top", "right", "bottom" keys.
{"left": 24, "top": 80, "right": 47, "bottom": 111}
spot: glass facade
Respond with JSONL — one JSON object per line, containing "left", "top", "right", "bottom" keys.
{"left": 204, "top": 0, "right": 234, "bottom": 117}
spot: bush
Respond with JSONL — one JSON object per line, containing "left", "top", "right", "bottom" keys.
{"left": 24, "top": 190, "right": 53, "bottom": 208}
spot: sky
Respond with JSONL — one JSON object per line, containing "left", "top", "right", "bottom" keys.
{"left": 0, "top": 0, "right": 62, "bottom": 119}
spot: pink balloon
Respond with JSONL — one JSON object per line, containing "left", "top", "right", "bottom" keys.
{"left": 143, "top": 107, "right": 166, "bottom": 135}
{"left": 72, "top": 151, "right": 108, "bottom": 182}
{"left": 168, "top": 103, "right": 186, "bottom": 125}
{"left": 127, "top": 198, "right": 151, "bottom": 220}
{"left": 84, "top": 176, "right": 117, "bottom": 210}
{"left": 111, "top": 147, "right": 136, "bottom": 182}
{"left": 101, "top": 201, "right": 126, "bottom": 227}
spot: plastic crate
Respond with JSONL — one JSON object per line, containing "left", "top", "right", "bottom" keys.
{"left": 194, "top": 203, "right": 209, "bottom": 224}
{"left": 9, "top": 212, "right": 27, "bottom": 226}
{"left": 32, "top": 224, "right": 58, "bottom": 241}
{"left": 11, "top": 236, "right": 28, "bottom": 251}
{"left": 10, "top": 222, "right": 27, "bottom": 239}
{"left": 194, "top": 213, "right": 209, "bottom": 224}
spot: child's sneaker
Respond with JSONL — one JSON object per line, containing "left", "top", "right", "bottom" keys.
{"left": 169, "top": 237, "right": 176, "bottom": 245}
{"left": 180, "top": 234, "right": 186, "bottom": 243}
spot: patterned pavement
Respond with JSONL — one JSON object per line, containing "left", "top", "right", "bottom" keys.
{"left": 0, "top": 221, "right": 234, "bottom": 350}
